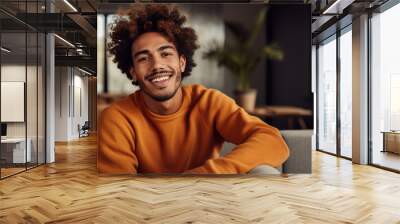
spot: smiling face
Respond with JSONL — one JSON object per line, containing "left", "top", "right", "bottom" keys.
{"left": 130, "top": 32, "right": 186, "bottom": 102}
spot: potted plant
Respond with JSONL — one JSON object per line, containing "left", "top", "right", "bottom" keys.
{"left": 203, "top": 7, "right": 283, "bottom": 111}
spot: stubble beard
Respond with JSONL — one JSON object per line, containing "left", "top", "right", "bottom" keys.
{"left": 139, "top": 74, "right": 182, "bottom": 102}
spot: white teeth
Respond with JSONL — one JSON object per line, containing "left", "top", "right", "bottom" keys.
{"left": 151, "top": 76, "right": 170, "bottom": 83}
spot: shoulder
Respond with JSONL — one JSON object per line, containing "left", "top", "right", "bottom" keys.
{"left": 185, "top": 84, "right": 233, "bottom": 102}
{"left": 184, "top": 84, "right": 238, "bottom": 111}
{"left": 100, "top": 92, "right": 140, "bottom": 121}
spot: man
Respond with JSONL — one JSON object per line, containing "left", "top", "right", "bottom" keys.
{"left": 98, "top": 4, "right": 289, "bottom": 174}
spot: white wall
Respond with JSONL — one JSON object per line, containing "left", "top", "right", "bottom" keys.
{"left": 1, "top": 63, "right": 46, "bottom": 164}
{"left": 55, "top": 66, "right": 69, "bottom": 141}
{"left": 1, "top": 65, "right": 35, "bottom": 137}
{"left": 182, "top": 5, "right": 227, "bottom": 93}
{"left": 1, "top": 66, "right": 26, "bottom": 131}
{"left": 72, "top": 73, "right": 89, "bottom": 138}
{"left": 55, "top": 67, "right": 89, "bottom": 141}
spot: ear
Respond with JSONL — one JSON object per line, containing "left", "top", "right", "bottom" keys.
{"left": 129, "top": 67, "right": 136, "bottom": 81}
{"left": 179, "top": 55, "right": 186, "bottom": 73}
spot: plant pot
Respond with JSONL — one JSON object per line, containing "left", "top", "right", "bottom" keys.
{"left": 234, "top": 89, "right": 257, "bottom": 112}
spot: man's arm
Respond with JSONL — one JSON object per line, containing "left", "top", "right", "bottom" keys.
{"left": 97, "top": 106, "right": 138, "bottom": 174}
{"left": 186, "top": 91, "right": 289, "bottom": 174}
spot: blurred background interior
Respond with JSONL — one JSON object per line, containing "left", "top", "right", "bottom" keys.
{"left": 97, "top": 3, "right": 313, "bottom": 131}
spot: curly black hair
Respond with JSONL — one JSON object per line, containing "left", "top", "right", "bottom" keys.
{"left": 108, "top": 4, "right": 199, "bottom": 85}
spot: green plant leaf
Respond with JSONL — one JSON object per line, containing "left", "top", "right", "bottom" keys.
{"left": 262, "top": 43, "right": 284, "bottom": 61}
{"left": 203, "top": 46, "right": 242, "bottom": 76}
{"left": 244, "top": 7, "right": 268, "bottom": 49}
{"left": 225, "top": 21, "right": 249, "bottom": 44}
{"left": 202, "top": 4, "right": 284, "bottom": 91}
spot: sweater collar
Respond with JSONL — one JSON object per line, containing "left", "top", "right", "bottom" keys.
{"left": 134, "top": 85, "right": 191, "bottom": 121}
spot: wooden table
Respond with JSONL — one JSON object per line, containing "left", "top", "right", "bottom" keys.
{"left": 247, "top": 105, "right": 312, "bottom": 129}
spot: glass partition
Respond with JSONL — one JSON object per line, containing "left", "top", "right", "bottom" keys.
{"left": 317, "top": 35, "right": 337, "bottom": 154}
{"left": 0, "top": 0, "right": 46, "bottom": 179}
{"left": 1, "top": 31, "right": 28, "bottom": 177}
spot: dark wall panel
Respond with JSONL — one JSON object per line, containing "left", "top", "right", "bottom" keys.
{"left": 266, "top": 4, "right": 313, "bottom": 129}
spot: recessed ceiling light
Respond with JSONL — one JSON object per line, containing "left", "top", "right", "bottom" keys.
{"left": 54, "top": 34, "right": 75, "bottom": 48}
{"left": 322, "top": 0, "right": 352, "bottom": 15}
{"left": 78, "top": 67, "right": 93, "bottom": 76}
{"left": 1, "top": 47, "right": 11, "bottom": 53}
{"left": 63, "top": 0, "right": 78, "bottom": 12}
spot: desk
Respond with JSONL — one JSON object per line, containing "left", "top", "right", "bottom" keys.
{"left": 1, "top": 138, "right": 31, "bottom": 164}
{"left": 247, "top": 106, "right": 312, "bottom": 129}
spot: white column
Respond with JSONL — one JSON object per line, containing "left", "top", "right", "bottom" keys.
{"left": 46, "top": 33, "right": 55, "bottom": 163}
{"left": 46, "top": 0, "right": 55, "bottom": 163}
{"left": 352, "top": 14, "right": 369, "bottom": 164}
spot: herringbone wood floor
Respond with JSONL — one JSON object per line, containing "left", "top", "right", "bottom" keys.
{"left": 1, "top": 135, "right": 400, "bottom": 223}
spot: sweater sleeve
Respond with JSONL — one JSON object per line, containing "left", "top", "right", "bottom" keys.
{"left": 186, "top": 91, "right": 290, "bottom": 174}
{"left": 97, "top": 106, "right": 138, "bottom": 174}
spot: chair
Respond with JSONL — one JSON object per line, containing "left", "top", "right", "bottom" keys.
{"left": 78, "top": 121, "right": 90, "bottom": 138}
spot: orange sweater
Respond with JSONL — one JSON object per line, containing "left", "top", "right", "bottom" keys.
{"left": 98, "top": 84, "right": 289, "bottom": 174}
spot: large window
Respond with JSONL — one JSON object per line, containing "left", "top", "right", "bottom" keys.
{"left": 370, "top": 3, "right": 400, "bottom": 171}
{"left": 317, "top": 35, "right": 337, "bottom": 154}
{"left": 317, "top": 25, "right": 353, "bottom": 159}
{"left": 339, "top": 28, "right": 352, "bottom": 158}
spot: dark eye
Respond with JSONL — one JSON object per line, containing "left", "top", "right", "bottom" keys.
{"left": 137, "top": 56, "right": 148, "bottom": 62}
{"left": 161, "top": 52, "right": 172, "bottom": 57}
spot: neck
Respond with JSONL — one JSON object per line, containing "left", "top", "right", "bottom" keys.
{"left": 142, "top": 87, "right": 183, "bottom": 115}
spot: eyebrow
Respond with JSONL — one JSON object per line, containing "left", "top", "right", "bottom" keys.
{"left": 133, "top": 44, "right": 176, "bottom": 58}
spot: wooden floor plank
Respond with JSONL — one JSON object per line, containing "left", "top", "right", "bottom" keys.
{"left": 0, "top": 134, "right": 399, "bottom": 223}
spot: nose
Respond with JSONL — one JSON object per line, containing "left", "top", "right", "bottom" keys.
{"left": 151, "top": 54, "right": 165, "bottom": 71}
